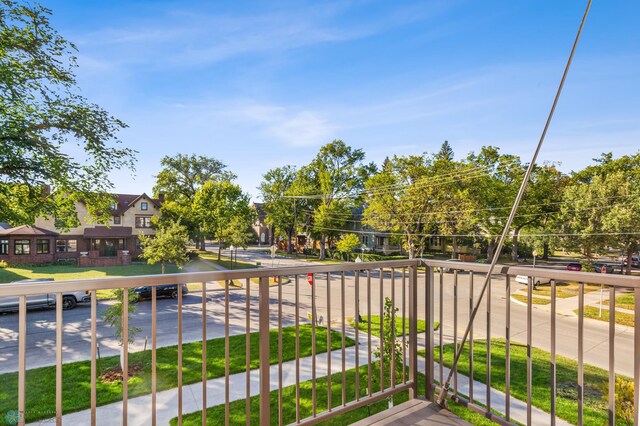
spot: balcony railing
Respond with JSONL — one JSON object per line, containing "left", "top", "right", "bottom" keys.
{"left": 0, "top": 259, "right": 638, "bottom": 425}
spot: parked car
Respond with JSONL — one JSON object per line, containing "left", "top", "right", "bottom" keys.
{"left": 515, "top": 275, "right": 551, "bottom": 287}
{"left": 134, "top": 284, "right": 189, "bottom": 300}
{"left": 566, "top": 263, "right": 582, "bottom": 271}
{"left": 437, "top": 259, "right": 464, "bottom": 273}
{"left": 594, "top": 263, "right": 614, "bottom": 274}
{"left": 623, "top": 256, "right": 640, "bottom": 268}
{"left": 0, "top": 278, "right": 90, "bottom": 312}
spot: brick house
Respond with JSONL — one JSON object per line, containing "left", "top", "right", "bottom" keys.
{"left": 0, "top": 193, "right": 162, "bottom": 267}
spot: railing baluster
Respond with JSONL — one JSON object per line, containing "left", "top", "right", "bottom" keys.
{"left": 527, "top": 276, "right": 533, "bottom": 425}
{"left": 341, "top": 271, "right": 346, "bottom": 407}
{"left": 438, "top": 269, "right": 443, "bottom": 387}
{"left": 202, "top": 281, "right": 207, "bottom": 426}
{"left": 225, "top": 280, "right": 230, "bottom": 426}
{"left": 18, "top": 295, "right": 26, "bottom": 426}
{"left": 355, "top": 270, "right": 360, "bottom": 401}
{"left": 634, "top": 287, "right": 640, "bottom": 426}
{"left": 295, "top": 275, "right": 301, "bottom": 423}
{"left": 425, "top": 266, "right": 434, "bottom": 401}
{"left": 326, "top": 272, "right": 332, "bottom": 411}
{"left": 402, "top": 267, "right": 406, "bottom": 384}
{"left": 486, "top": 276, "right": 491, "bottom": 414}
{"left": 469, "top": 272, "right": 474, "bottom": 404}
{"left": 123, "top": 288, "right": 129, "bottom": 426}
{"left": 608, "top": 285, "right": 615, "bottom": 426}
{"left": 56, "top": 292, "right": 63, "bottom": 425}
{"left": 91, "top": 290, "right": 97, "bottom": 426}
{"left": 312, "top": 272, "right": 317, "bottom": 417}
{"left": 505, "top": 275, "right": 510, "bottom": 421}
{"left": 177, "top": 284, "right": 183, "bottom": 426}
{"left": 152, "top": 285, "right": 157, "bottom": 425}
{"left": 258, "top": 276, "right": 270, "bottom": 426}
{"left": 453, "top": 270, "right": 458, "bottom": 397}
{"left": 379, "top": 268, "right": 384, "bottom": 393}
{"left": 245, "top": 277, "right": 251, "bottom": 425}
{"left": 391, "top": 267, "right": 396, "bottom": 390}
{"left": 408, "top": 263, "right": 418, "bottom": 400}
{"left": 278, "top": 276, "right": 283, "bottom": 426}
{"left": 367, "top": 269, "right": 373, "bottom": 396}
{"left": 578, "top": 282, "right": 584, "bottom": 426}
{"left": 551, "top": 279, "right": 557, "bottom": 426}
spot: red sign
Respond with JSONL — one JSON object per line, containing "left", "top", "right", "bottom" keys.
{"left": 307, "top": 273, "right": 313, "bottom": 286}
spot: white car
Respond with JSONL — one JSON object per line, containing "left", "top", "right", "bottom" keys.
{"left": 0, "top": 278, "right": 90, "bottom": 312}
{"left": 515, "top": 275, "right": 551, "bottom": 287}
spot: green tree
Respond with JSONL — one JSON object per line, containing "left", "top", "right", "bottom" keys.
{"left": 258, "top": 165, "right": 297, "bottom": 252}
{"left": 138, "top": 220, "right": 189, "bottom": 274}
{"left": 1, "top": 1, "right": 135, "bottom": 228}
{"left": 300, "top": 140, "right": 374, "bottom": 260}
{"left": 336, "top": 233, "right": 361, "bottom": 261}
{"left": 153, "top": 154, "right": 235, "bottom": 248}
{"left": 102, "top": 288, "right": 140, "bottom": 370}
{"left": 435, "top": 140, "right": 454, "bottom": 161}
{"left": 193, "top": 180, "right": 252, "bottom": 260}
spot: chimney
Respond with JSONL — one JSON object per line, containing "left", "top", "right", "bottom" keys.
{"left": 158, "top": 193, "right": 165, "bottom": 203}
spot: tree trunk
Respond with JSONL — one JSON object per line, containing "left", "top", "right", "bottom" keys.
{"left": 319, "top": 233, "right": 326, "bottom": 260}
{"left": 627, "top": 246, "right": 633, "bottom": 275}
{"left": 218, "top": 238, "right": 222, "bottom": 260}
{"left": 161, "top": 261, "right": 165, "bottom": 274}
{"left": 451, "top": 236, "right": 458, "bottom": 259}
{"left": 286, "top": 229, "right": 293, "bottom": 254}
{"left": 195, "top": 238, "right": 200, "bottom": 250}
{"left": 200, "top": 235, "right": 206, "bottom": 252}
{"left": 542, "top": 242, "right": 550, "bottom": 260}
{"left": 511, "top": 230, "right": 520, "bottom": 261}
{"left": 487, "top": 238, "right": 496, "bottom": 261}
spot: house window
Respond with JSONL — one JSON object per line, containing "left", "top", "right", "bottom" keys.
{"left": 56, "top": 240, "right": 77, "bottom": 253}
{"left": 135, "top": 216, "right": 152, "bottom": 228}
{"left": 141, "top": 202, "right": 148, "bottom": 211}
{"left": 376, "top": 236, "right": 386, "bottom": 247}
{"left": 361, "top": 236, "right": 369, "bottom": 245}
{"left": 135, "top": 237, "right": 142, "bottom": 251}
{"left": 14, "top": 239, "right": 30, "bottom": 255}
{"left": 114, "top": 216, "right": 121, "bottom": 225}
{"left": 36, "top": 239, "right": 50, "bottom": 254}
{"left": 0, "top": 239, "right": 8, "bottom": 255}
{"left": 117, "top": 239, "right": 127, "bottom": 250}
{"left": 91, "top": 239, "right": 101, "bottom": 251}
{"left": 110, "top": 202, "right": 117, "bottom": 210}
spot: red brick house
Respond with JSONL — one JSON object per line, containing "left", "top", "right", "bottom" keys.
{"left": 0, "top": 193, "right": 163, "bottom": 267}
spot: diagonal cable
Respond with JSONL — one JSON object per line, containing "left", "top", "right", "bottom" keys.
{"left": 437, "top": 0, "right": 593, "bottom": 406}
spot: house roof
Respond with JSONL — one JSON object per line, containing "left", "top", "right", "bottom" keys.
{"left": 0, "top": 222, "right": 12, "bottom": 230}
{"left": 111, "top": 193, "right": 162, "bottom": 215}
{"left": 84, "top": 226, "right": 133, "bottom": 238}
{"left": 0, "top": 225, "right": 59, "bottom": 236}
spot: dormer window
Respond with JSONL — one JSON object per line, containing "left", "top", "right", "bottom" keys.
{"left": 141, "top": 202, "right": 148, "bottom": 211}
{"left": 110, "top": 202, "right": 117, "bottom": 210}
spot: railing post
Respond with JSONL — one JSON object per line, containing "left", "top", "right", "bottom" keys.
{"left": 425, "top": 263, "right": 434, "bottom": 401}
{"left": 408, "top": 262, "right": 418, "bottom": 399}
{"left": 259, "top": 276, "right": 271, "bottom": 425}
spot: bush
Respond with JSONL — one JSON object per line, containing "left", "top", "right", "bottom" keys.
{"left": 0, "top": 260, "right": 7, "bottom": 268}
{"left": 581, "top": 261, "right": 595, "bottom": 272}
{"left": 602, "top": 377, "right": 634, "bottom": 425}
{"left": 186, "top": 250, "right": 199, "bottom": 260}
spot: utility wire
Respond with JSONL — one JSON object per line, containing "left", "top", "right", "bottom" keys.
{"left": 438, "top": 0, "right": 593, "bottom": 406}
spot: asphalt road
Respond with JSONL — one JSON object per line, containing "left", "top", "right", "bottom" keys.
{"left": 0, "top": 248, "right": 635, "bottom": 379}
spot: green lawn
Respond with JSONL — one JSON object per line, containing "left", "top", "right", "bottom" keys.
{"left": 172, "top": 361, "right": 494, "bottom": 426}
{"left": 197, "top": 251, "right": 260, "bottom": 270}
{"left": 580, "top": 306, "right": 635, "bottom": 327}
{"left": 603, "top": 292, "right": 634, "bottom": 311}
{"left": 350, "top": 315, "right": 437, "bottom": 338}
{"left": 420, "top": 339, "right": 628, "bottom": 425}
{"left": 531, "top": 282, "right": 601, "bottom": 299}
{"left": 0, "top": 325, "right": 354, "bottom": 424}
{"left": 511, "top": 293, "right": 551, "bottom": 305}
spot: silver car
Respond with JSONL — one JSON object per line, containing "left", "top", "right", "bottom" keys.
{"left": 0, "top": 278, "right": 56, "bottom": 313}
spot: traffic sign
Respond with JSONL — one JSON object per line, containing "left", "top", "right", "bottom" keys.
{"left": 307, "top": 273, "right": 313, "bottom": 286}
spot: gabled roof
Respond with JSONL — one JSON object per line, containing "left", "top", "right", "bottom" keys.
{"left": 84, "top": 226, "right": 132, "bottom": 238}
{"left": 111, "top": 193, "right": 162, "bottom": 215}
{"left": 0, "top": 222, "right": 12, "bottom": 230}
{"left": 0, "top": 225, "right": 59, "bottom": 236}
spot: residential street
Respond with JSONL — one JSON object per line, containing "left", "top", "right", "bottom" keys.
{"left": 0, "top": 247, "right": 635, "bottom": 379}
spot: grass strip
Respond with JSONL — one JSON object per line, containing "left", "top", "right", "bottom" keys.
{"left": 511, "top": 294, "right": 551, "bottom": 305}
{"left": 531, "top": 282, "right": 601, "bottom": 299}
{"left": 420, "top": 339, "right": 628, "bottom": 425}
{"left": 172, "top": 362, "right": 494, "bottom": 426}
{"left": 580, "top": 305, "right": 635, "bottom": 327}
{"left": 0, "top": 325, "right": 354, "bottom": 424}
{"left": 350, "top": 315, "right": 437, "bottom": 338}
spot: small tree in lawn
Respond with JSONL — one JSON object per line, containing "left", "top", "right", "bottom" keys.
{"left": 336, "top": 233, "right": 361, "bottom": 261}
{"left": 138, "top": 220, "right": 189, "bottom": 274}
{"left": 374, "top": 297, "right": 406, "bottom": 377}
{"left": 103, "top": 289, "right": 141, "bottom": 372}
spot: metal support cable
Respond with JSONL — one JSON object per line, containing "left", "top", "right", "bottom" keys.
{"left": 437, "top": 0, "right": 593, "bottom": 405}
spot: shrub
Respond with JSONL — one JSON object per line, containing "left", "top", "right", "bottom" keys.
{"left": 602, "top": 376, "right": 634, "bottom": 425}
{"left": 581, "top": 261, "right": 595, "bottom": 272}
{"left": 0, "top": 260, "right": 7, "bottom": 268}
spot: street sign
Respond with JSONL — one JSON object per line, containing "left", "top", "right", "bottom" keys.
{"left": 307, "top": 273, "right": 313, "bottom": 286}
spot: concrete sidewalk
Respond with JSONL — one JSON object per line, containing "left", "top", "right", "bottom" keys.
{"left": 34, "top": 332, "right": 569, "bottom": 426}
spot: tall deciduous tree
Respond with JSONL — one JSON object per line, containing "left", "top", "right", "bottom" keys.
{"left": 138, "top": 220, "right": 189, "bottom": 274}
{"left": 336, "top": 233, "right": 361, "bottom": 261}
{"left": 153, "top": 154, "right": 235, "bottom": 248}
{"left": 193, "top": 180, "right": 252, "bottom": 260}
{"left": 1, "top": 1, "right": 135, "bottom": 228}
{"left": 299, "top": 140, "right": 373, "bottom": 260}
{"left": 258, "top": 166, "right": 298, "bottom": 253}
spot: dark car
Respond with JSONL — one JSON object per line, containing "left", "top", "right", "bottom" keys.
{"left": 566, "top": 263, "right": 582, "bottom": 271}
{"left": 594, "top": 263, "right": 614, "bottom": 274}
{"left": 134, "top": 284, "right": 188, "bottom": 300}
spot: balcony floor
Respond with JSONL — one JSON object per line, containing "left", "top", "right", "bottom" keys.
{"left": 352, "top": 399, "right": 471, "bottom": 426}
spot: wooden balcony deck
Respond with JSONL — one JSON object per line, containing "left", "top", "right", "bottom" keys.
{"left": 352, "top": 399, "right": 471, "bottom": 426}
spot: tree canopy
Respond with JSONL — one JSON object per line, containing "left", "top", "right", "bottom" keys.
{"left": 1, "top": 1, "right": 135, "bottom": 228}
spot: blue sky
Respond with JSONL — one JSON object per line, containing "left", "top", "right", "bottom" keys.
{"left": 48, "top": 0, "right": 639, "bottom": 200}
